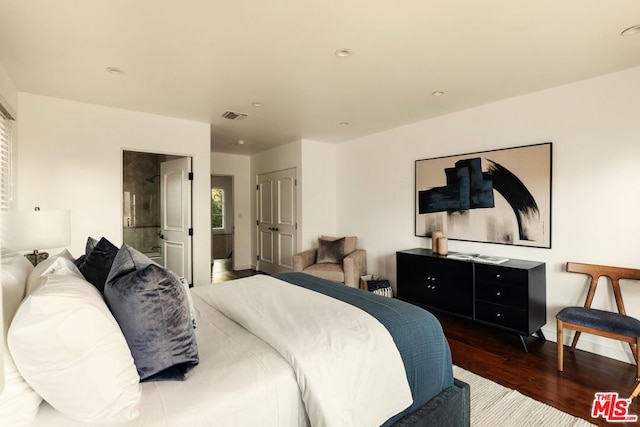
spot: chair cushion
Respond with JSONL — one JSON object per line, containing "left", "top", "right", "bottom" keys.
{"left": 557, "top": 307, "right": 640, "bottom": 337}
{"left": 303, "top": 263, "right": 345, "bottom": 284}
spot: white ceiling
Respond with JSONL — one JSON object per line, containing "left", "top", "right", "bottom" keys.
{"left": 1, "top": 1, "right": 639, "bottom": 155}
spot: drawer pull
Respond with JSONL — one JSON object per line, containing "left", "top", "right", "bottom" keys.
{"left": 496, "top": 313, "right": 502, "bottom": 318}
{"left": 496, "top": 292, "right": 501, "bottom": 296}
{"left": 496, "top": 274, "right": 501, "bottom": 279}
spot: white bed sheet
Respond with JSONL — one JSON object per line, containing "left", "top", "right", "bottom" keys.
{"left": 31, "top": 290, "right": 309, "bottom": 427}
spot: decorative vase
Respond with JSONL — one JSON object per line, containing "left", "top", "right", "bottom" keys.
{"left": 436, "top": 237, "right": 448, "bottom": 255}
{"left": 431, "top": 230, "right": 444, "bottom": 253}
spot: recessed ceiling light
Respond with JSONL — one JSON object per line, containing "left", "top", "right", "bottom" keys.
{"left": 621, "top": 24, "right": 640, "bottom": 37}
{"left": 251, "top": 101, "right": 264, "bottom": 107}
{"left": 335, "top": 48, "right": 352, "bottom": 58}
{"left": 432, "top": 91, "right": 445, "bottom": 96}
{"left": 339, "top": 121, "right": 350, "bottom": 126}
{"left": 232, "top": 139, "right": 245, "bottom": 145}
{"left": 106, "top": 67, "right": 125, "bottom": 75}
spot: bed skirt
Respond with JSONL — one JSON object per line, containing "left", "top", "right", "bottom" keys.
{"left": 394, "top": 379, "right": 470, "bottom": 427}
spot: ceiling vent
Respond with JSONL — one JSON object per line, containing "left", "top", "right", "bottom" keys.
{"left": 220, "top": 110, "right": 249, "bottom": 120}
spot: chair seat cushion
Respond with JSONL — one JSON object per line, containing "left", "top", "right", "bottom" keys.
{"left": 303, "top": 263, "right": 345, "bottom": 284}
{"left": 557, "top": 307, "right": 640, "bottom": 337}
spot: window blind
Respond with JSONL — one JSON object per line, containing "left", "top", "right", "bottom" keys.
{"left": 0, "top": 108, "right": 13, "bottom": 211}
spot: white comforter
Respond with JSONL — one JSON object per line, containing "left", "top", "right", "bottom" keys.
{"left": 31, "top": 288, "right": 308, "bottom": 427}
{"left": 202, "top": 275, "right": 413, "bottom": 427}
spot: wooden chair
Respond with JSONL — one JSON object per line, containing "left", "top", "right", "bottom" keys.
{"left": 556, "top": 262, "right": 640, "bottom": 399}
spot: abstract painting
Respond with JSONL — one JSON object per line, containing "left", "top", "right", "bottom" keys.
{"left": 415, "top": 143, "right": 552, "bottom": 248}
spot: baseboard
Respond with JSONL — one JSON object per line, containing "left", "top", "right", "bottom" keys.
{"left": 234, "top": 264, "right": 252, "bottom": 271}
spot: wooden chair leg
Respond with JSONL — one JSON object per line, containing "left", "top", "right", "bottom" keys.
{"left": 636, "top": 338, "right": 640, "bottom": 381}
{"left": 631, "top": 381, "right": 640, "bottom": 400}
{"left": 570, "top": 330, "right": 581, "bottom": 353}
{"left": 557, "top": 319, "right": 564, "bottom": 372}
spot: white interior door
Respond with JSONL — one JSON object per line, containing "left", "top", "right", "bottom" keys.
{"left": 161, "top": 157, "right": 193, "bottom": 284}
{"left": 257, "top": 168, "right": 296, "bottom": 275}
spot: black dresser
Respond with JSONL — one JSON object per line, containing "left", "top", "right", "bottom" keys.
{"left": 396, "top": 248, "right": 546, "bottom": 351}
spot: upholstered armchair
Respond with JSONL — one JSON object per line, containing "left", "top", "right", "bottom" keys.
{"left": 293, "top": 236, "right": 367, "bottom": 288}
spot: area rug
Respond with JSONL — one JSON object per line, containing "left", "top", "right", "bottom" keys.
{"left": 453, "top": 366, "right": 596, "bottom": 426}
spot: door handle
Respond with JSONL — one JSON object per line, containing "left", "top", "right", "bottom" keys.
{"left": 159, "top": 234, "right": 164, "bottom": 239}
{"left": 268, "top": 227, "right": 279, "bottom": 232}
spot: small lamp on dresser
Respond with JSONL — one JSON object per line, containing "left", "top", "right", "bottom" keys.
{"left": 1, "top": 207, "right": 71, "bottom": 265}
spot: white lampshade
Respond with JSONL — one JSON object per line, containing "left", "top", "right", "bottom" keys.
{"left": 1, "top": 209, "right": 71, "bottom": 252}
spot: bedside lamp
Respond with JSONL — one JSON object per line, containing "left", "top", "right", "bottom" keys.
{"left": 1, "top": 207, "right": 71, "bottom": 265}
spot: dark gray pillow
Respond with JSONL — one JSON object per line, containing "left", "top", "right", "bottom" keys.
{"left": 317, "top": 237, "right": 346, "bottom": 264}
{"left": 76, "top": 237, "right": 118, "bottom": 293}
{"left": 104, "top": 244, "right": 198, "bottom": 382}
{"left": 73, "top": 236, "right": 99, "bottom": 268}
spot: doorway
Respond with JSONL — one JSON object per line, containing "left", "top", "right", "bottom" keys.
{"left": 122, "top": 150, "right": 193, "bottom": 283}
{"left": 211, "top": 175, "right": 234, "bottom": 282}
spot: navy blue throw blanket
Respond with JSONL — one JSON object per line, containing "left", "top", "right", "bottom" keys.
{"left": 274, "top": 272, "right": 454, "bottom": 426}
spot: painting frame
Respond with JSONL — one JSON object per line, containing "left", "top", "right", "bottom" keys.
{"left": 415, "top": 142, "right": 552, "bottom": 248}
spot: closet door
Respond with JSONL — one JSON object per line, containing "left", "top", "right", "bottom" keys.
{"left": 257, "top": 168, "right": 296, "bottom": 275}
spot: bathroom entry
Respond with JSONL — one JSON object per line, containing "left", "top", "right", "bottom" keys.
{"left": 211, "top": 175, "right": 233, "bottom": 281}
{"left": 122, "top": 150, "right": 193, "bottom": 284}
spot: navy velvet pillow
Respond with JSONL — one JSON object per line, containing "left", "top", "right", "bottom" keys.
{"left": 76, "top": 237, "right": 118, "bottom": 293}
{"left": 73, "top": 237, "right": 98, "bottom": 268}
{"left": 73, "top": 236, "right": 98, "bottom": 268}
{"left": 104, "top": 244, "right": 199, "bottom": 382}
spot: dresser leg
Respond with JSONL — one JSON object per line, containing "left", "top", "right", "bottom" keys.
{"left": 518, "top": 335, "right": 529, "bottom": 352}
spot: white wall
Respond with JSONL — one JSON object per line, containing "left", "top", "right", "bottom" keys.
{"left": 300, "top": 139, "right": 337, "bottom": 248}
{"left": 250, "top": 140, "right": 302, "bottom": 268}
{"left": 336, "top": 66, "right": 640, "bottom": 363}
{"left": 0, "top": 63, "right": 17, "bottom": 115}
{"left": 17, "top": 93, "right": 212, "bottom": 286}
{"left": 211, "top": 152, "right": 252, "bottom": 270}
{"left": 248, "top": 139, "right": 339, "bottom": 268}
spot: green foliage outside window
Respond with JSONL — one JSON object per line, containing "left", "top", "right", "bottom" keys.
{"left": 212, "top": 188, "right": 224, "bottom": 229}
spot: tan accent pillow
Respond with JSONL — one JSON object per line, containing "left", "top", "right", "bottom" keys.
{"left": 320, "top": 235, "right": 357, "bottom": 255}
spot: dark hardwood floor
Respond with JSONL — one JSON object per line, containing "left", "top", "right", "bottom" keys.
{"left": 217, "top": 267, "right": 640, "bottom": 426}
{"left": 439, "top": 311, "right": 640, "bottom": 426}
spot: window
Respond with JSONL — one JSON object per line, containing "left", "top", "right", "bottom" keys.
{"left": 0, "top": 104, "right": 14, "bottom": 211}
{"left": 212, "top": 188, "right": 225, "bottom": 230}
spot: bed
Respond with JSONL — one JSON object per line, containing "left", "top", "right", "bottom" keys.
{"left": 1, "top": 246, "right": 469, "bottom": 426}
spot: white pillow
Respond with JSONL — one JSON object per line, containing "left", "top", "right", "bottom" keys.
{"left": 0, "top": 249, "right": 41, "bottom": 427}
{"left": 178, "top": 276, "right": 198, "bottom": 329}
{"left": 8, "top": 274, "right": 142, "bottom": 423}
{"left": 25, "top": 249, "right": 82, "bottom": 294}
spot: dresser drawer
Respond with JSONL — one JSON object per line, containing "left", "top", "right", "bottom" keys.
{"left": 476, "top": 281, "right": 526, "bottom": 308}
{"left": 475, "top": 301, "right": 527, "bottom": 332}
{"left": 475, "top": 264, "right": 527, "bottom": 285}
